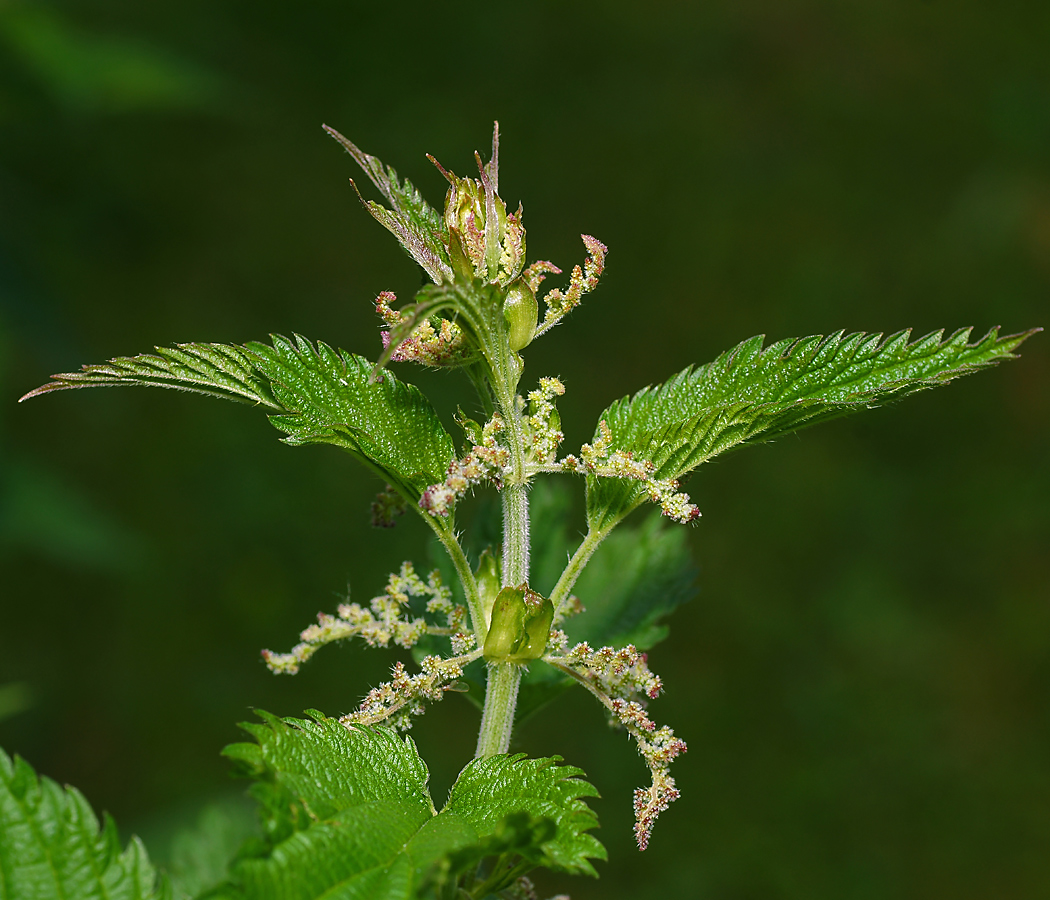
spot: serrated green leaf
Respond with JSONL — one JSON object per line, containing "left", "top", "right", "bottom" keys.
{"left": 22, "top": 335, "right": 459, "bottom": 508}
{"left": 214, "top": 712, "right": 603, "bottom": 900}
{"left": 445, "top": 754, "right": 605, "bottom": 877}
{"left": 19, "top": 343, "right": 279, "bottom": 406}
{"left": 0, "top": 746, "right": 168, "bottom": 900}
{"left": 324, "top": 126, "right": 452, "bottom": 284}
{"left": 587, "top": 327, "right": 1038, "bottom": 530}
{"left": 247, "top": 335, "right": 456, "bottom": 501}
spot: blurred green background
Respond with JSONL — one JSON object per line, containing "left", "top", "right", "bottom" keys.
{"left": 1, "top": 0, "right": 1047, "bottom": 896}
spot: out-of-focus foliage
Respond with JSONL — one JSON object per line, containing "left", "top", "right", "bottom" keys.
{"left": 0, "top": 4, "right": 221, "bottom": 115}
{"left": 2, "top": 1, "right": 1047, "bottom": 898}
{"left": 0, "top": 746, "right": 168, "bottom": 900}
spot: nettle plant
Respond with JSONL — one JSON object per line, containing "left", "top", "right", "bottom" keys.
{"left": 5, "top": 123, "right": 1037, "bottom": 900}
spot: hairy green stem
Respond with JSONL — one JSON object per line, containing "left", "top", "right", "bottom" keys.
{"left": 500, "top": 483, "right": 530, "bottom": 586}
{"left": 549, "top": 525, "right": 609, "bottom": 617}
{"left": 474, "top": 364, "right": 531, "bottom": 758}
{"left": 475, "top": 662, "right": 522, "bottom": 757}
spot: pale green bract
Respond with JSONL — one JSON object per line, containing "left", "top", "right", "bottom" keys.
{"left": 214, "top": 712, "right": 604, "bottom": 899}
{"left": 586, "top": 327, "right": 1037, "bottom": 531}
{"left": 0, "top": 747, "right": 168, "bottom": 900}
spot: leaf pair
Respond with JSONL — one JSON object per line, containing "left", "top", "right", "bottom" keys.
{"left": 20, "top": 337, "right": 457, "bottom": 512}
{"left": 586, "top": 327, "right": 1037, "bottom": 531}
{"left": 217, "top": 712, "right": 605, "bottom": 898}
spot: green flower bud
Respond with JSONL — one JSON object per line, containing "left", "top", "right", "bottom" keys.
{"left": 483, "top": 584, "right": 554, "bottom": 663}
{"left": 475, "top": 548, "right": 501, "bottom": 626}
{"left": 503, "top": 280, "right": 538, "bottom": 351}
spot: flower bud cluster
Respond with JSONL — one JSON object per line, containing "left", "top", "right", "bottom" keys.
{"left": 370, "top": 483, "right": 408, "bottom": 528}
{"left": 419, "top": 413, "right": 510, "bottom": 516}
{"left": 559, "top": 421, "right": 701, "bottom": 524}
{"left": 376, "top": 292, "right": 471, "bottom": 367}
{"left": 546, "top": 641, "right": 686, "bottom": 851}
{"left": 261, "top": 562, "right": 455, "bottom": 674}
{"left": 340, "top": 650, "right": 479, "bottom": 731}
{"left": 504, "top": 876, "right": 569, "bottom": 900}
{"left": 422, "top": 573, "right": 475, "bottom": 653}
{"left": 526, "top": 377, "right": 566, "bottom": 464}
{"left": 435, "top": 131, "right": 526, "bottom": 287}
{"left": 550, "top": 594, "right": 584, "bottom": 629}
{"left": 532, "top": 235, "right": 607, "bottom": 337}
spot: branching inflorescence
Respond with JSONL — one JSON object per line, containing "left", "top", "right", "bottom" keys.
{"left": 20, "top": 118, "right": 1036, "bottom": 894}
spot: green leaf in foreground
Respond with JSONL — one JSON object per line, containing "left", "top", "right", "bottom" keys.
{"left": 587, "top": 326, "right": 1038, "bottom": 530}
{"left": 0, "top": 745, "right": 168, "bottom": 900}
{"left": 216, "top": 712, "right": 604, "bottom": 899}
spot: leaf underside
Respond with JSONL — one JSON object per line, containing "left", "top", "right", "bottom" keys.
{"left": 0, "top": 746, "right": 167, "bottom": 900}
{"left": 587, "top": 327, "right": 1038, "bottom": 530}
{"left": 20, "top": 336, "right": 456, "bottom": 503}
{"left": 216, "top": 712, "right": 604, "bottom": 899}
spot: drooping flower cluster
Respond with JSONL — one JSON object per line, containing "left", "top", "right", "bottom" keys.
{"left": 558, "top": 420, "right": 701, "bottom": 524}
{"left": 261, "top": 562, "right": 466, "bottom": 674}
{"left": 545, "top": 642, "right": 687, "bottom": 850}
{"left": 419, "top": 413, "right": 511, "bottom": 516}
{"left": 340, "top": 651, "right": 481, "bottom": 732}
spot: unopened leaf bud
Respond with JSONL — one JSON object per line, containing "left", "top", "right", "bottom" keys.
{"left": 483, "top": 584, "right": 554, "bottom": 663}
{"left": 475, "top": 549, "right": 501, "bottom": 627}
{"left": 503, "top": 280, "right": 538, "bottom": 351}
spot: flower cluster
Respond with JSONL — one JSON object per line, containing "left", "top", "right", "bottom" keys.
{"left": 559, "top": 421, "right": 701, "bottom": 524}
{"left": 261, "top": 563, "right": 463, "bottom": 674}
{"left": 340, "top": 651, "right": 480, "bottom": 731}
{"left": 532, "top": 235, "right": 607, "bottom": 337}
{"left": 504, "top": 876, "right": 569, "bottom": 900}
{"left": 370, "top": 483, "right": 408, "bottom": 528}
{"left": 546, "top": 642, "right": 686, "bottom": 850}
{"left": 525, "top": 377, "right": 566, "bottom": 464}
{"left": 375, "top": 291, "right": 472, "bottom": 367}
{"left": 419, "top": 413, "right": 511, "bottom": 516}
